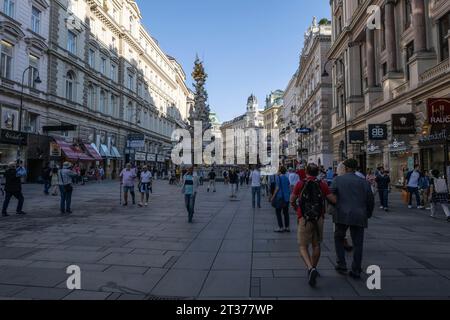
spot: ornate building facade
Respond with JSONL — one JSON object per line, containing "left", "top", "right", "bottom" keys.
{"left": 329, "top": 0, "right": 450, "bottom": 184}
{"left": 0, "top": 0, "right": 191, "bottom": 180}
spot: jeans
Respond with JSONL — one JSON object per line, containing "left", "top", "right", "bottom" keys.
{"left": 252, "top": 186, "right": 261, "bottom": 208}
{"left": 59, "top": 186, "right": 72, "bottom": 213}
{"left": 185, "top": 193, "right": 196, "bottom": 221}
{"left": 275, "top": 204, "right": 290, "bottom": 229}
{"left": 208, "top": 180, "right": 216, "bottom": 192}
{"left": 334, "top": 224, "right": 365, "bottom": 274}
{"left": 2, "top": 191, "right": 24, "bottom": 214}
{"left": 44, "top": 179, "right": 51, "bottom": 194}
{"left": 230, "top": 184, "right": 238, "bottom": 197}
{"left": 378, "top": 189, "right": 389, "bottom": 208}
{"left": 408, "top": 187, "right": 421, "bottom": 206}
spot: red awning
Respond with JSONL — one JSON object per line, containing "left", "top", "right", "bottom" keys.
{"left": 84, "top": 144, "right": 103, "bottom": 161}
{"left": 54, "top": 138, "right": 94, "bottom": 161}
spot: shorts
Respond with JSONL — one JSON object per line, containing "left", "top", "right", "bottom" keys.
{"left": 140, "top": 182, "right": 151, "bottom": 193}
{"left": 297, "top": 217, "right": 324, "bottom": 247}
{"left": 123, "top": 186, "right": 134, "bottom": 193}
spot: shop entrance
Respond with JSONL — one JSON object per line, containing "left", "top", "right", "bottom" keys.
{"left": 27, "top": 159, "right": 44, "bottom": 183}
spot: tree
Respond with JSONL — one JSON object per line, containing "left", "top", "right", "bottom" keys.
{"left": 188, "top": 56, "right": 211, "bottom": 134}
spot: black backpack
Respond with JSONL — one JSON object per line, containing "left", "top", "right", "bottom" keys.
{"left": 300, "top": 180, "right": 324, "bottom": 234}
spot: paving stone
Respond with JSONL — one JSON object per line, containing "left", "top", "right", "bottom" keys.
{"left": 152, "top": 269, "right": 208, "bottom": 298}
{"left": 200, "top": 271, "right": 251, "bottom": 297}
{"left": 0, "top": 247, "right": 37, "bottom": 259}
{"left": 0, "top": 284, "right": 25, "bottom": 297}
{"left": 0, "top": 266, "right": 67, "bottom": 287}
{"left": 63, "top": 290, "right": 113, "bottom": 300}
{"left": 172, "top": 252, "right": 217, "bottom": 270}
{"left": 99, "top": 253, "right": 172, "bottom": 268}
{"left": 26, "top": 250, "right": 109, "bottom": 263}
{"left": 14, "top": 287, "right": 70, "bottom": 300}
{"left": 212, "top": 252, "right": 252, "bottom": 270}
{"left": 103, "top": 265, "right": 149, "bottom": 274}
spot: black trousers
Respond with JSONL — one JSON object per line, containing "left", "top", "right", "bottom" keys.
{"left": 334, "top": 224, "right": 365, "bottom": 274}
{"left": 275, "top": 205, "right": 290, "bottom": 228}
{"left": 2, "top": 191, "right": 24, "bottom": 214}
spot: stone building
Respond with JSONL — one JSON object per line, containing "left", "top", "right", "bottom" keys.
{"left": 328, "top": 0, "right": 450, "bottom": 184}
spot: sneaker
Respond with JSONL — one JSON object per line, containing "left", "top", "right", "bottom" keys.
{"left": 145, "top": 203, "right": 148, "bottom": 207}
{"left": 284, "top": 228, "right": 291, "bottom": 233}
{"left": 430, "top": 214, "right": 436, "bottom": 218}
{"left": 308, "top": 268, "right": 319, "bottom": 287}
{"left": 408, "top": 205, "right": 413, "bottom": 209}
{"left": 16, "top": 211, "right": 27, "bottom": 215}
{"left": 274, "top": 228, "right": 284, "bottom": 233}
{"left": 384, "top": 208, "right": 389, "bottom": 212}
{"left": 138, "top": 203, "right": 143, "bottom": 207}
{"left": 348, "top": 270, "right": 361, "bottom": 279}
{"left": 335, "top": 265, "right": 348, "bottom": 275}
{"left": 418, "top": 206, "right": 424, "bottom": 210}
{"left": 379, "top": 206, "right": 384, "bottom": 210}
{"left": 123, "top": 203, "right": 128, "bottom": 206}
{"left": 66, "top": 210, "right": 73, "bottom": 214}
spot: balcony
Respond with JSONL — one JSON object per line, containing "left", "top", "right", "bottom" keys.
{"left": 420, "top": 59, "right": 450, "bottom": 84}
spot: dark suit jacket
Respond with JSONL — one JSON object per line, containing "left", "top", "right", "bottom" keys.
{"left": 331, "top": 173, "right": 374, "bottom": 228}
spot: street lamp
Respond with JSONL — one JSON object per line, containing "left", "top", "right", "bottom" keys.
{"left": 17, "top": 66, "right": 42, "bottom": 160}
{"left": 322, "top": 58, "right": 348, "bottom": 160}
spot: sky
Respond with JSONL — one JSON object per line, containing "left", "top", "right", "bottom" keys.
{"left": 136, "top": 0, "right": 331, "bottom": 123}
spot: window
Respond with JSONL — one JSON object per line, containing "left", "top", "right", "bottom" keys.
{"left": 28, "top": 54, "right": 39, "bottom": 88}
{"left": 67, "top": 31, "right": 77, "bottom": 54}
{"left": 65, "top": 71, "right": 75, "bottom": 101}
{"left": 405, "top": 0, "right": 412, "bottom": 30}
{"left": 0, "top": 41, "right": 13, "bottom": 79}
{"left": 129, "top": 16, "right": 134, "bottom": 32}
{"left": 31, "top": 6, "right": 41, "bottom": 33}
{"left": 99, "top": 90, "right": 106, "bottom": 114}
{"left": 137, "top": 82, "right": 142, "bottom": 97}
{"left": 101, "top": 57, "right": 106, "bottom": 74}
{"left": 111, "top": 95, "right": 117, "bottom": 117}
{"left": 3, "top": 0, "right": 14, "bottom": 17}
{"left": 110, "top": 64, "right": 117, "bottom": 81}
{"left": 406, "top": 41, "right": 414, "bottom": 80}
{"left": 88, "top": 49, "right": 95, "bottom": 68}
{"left": 88, "top": 85, "right": 96, "bottom": 110}
{"left": 26, "top": 113, "right": 38, "bottom": 133}
{"left": 111, "top": 37, "right": 116, "bottom": 51}
{"left": 439, "top": 13, "right": 450, "bottom": 62}
{"left": 128, "top": 74, "right": 133, "bottom": 90}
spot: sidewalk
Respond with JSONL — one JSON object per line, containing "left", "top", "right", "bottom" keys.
{"left": 0, "top": 181, "right": 449, "bottom": 299}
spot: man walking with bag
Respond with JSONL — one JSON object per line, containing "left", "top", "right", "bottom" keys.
{"left": 2, "top": 162, "right": 27, "bottom": 216}
{"left": 331, "top": 159, "right": 374, "bottom": 279}
{"left": 58, "top": 162, "right": 77, "bottom": 215}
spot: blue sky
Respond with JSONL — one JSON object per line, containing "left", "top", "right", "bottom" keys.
{"left": 136, "top": 0, "right": 331, "bottom": 123}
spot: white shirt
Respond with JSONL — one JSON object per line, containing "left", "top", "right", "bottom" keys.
{"left": 407, "top": 170, "right": 420, "bottom": 188}
{"left": 289, "top": 172, "right": 300, "bottom": 186}
{"left": 140, "top": 171, "right": 152, "bottom": 183}
{"left": 355, "top": 171, "right": 366, "bottom": 179}
{"left": 250, "top": 170, "right": 261, "bottom": 187}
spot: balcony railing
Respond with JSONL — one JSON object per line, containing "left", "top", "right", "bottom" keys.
{"left": 420, "top": 59, "right": 450, "bottom": 84}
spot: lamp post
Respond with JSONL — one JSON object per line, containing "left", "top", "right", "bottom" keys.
{"left": 17, "top": 66, "right": 42, "bottom": 161}
{"left": 322, "top": 58, "right": 347, "bottom": 160}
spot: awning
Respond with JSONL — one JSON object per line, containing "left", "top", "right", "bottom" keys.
{"left": 99, "top": 144, "right": 112, "bottom": 158}
{"left": 84, "top": 144, "right": 103, "bottom": 161}
{"left": 111, "top": 146, "right": 122, "bottom": 158}
{"left": 54, "top": 138, "right": 94, "bottom": 161}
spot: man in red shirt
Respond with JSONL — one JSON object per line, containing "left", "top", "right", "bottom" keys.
{"left": 297, "top": 164, "right": 307, "bottom": 181}
{"left": 291, "top": 164, "right": 336, "bottom": 287}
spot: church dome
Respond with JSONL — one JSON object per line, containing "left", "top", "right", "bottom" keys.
{"left": 247, "top": 94, "right": 258, "bottom": 105}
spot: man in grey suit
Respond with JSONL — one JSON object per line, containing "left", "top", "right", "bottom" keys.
{"left": 331, "top": 159, "right": 375, "bottom": 279}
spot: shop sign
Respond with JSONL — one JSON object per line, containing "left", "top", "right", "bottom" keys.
{"left": 389, "top": 139, "right": 409, "bottom": 152}
{"left": 157, "top": 154, "right": 165, "bottom": 163}
{"left": 349, "top": 130, "right": 365, "bottom": 144}
{"left": 392, "top": 114, "right": 416, "bottom": 134}
{"left": 0, "top": 130, "right": 27, "bottom": 145}
{"left": 368, "top": 124, "right": 388, "bottom": 140}
{"left": 427, "top": 98, "right": 450, "bottom": 124}
{"left": 127, "top": 134, "right": 145, "bottom": 148}
{"left": 135, "top": 152, "right": 146, "bottom": 161}
{"left": 367, "top": 143, "right": 382, "bottom": 154}
{"left": 419, "top": 129, "right": 448, "bottom": 145}
{"left": 147, "top": 153, "right": 156, "bottom": 162}
{"left": 50, "top": 142, "right": 61, "bottom": 157}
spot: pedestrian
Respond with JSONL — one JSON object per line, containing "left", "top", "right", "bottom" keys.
{"left": 120, "top": 163, "right": 137, "bottom": 206}
{"left": 406, "top": 165, "right": 423, "bottom": 209}
{"left": 42, "top": 162, "right": 51, "bottom": 195}
{"left": 2, "top": 162, "right": 27, "bottom": 216}
{"left": 268, "top": 173, "right": 277, "bottom": 199}
{"left": 429, "top": 170, "right": 450, "bottom": 222}
{"left": 50, "top": 166, "right": 59, "bottom": 196}
{"left": 419, "top": 170, "right": 431, "bottom": 210}
{"left": 207, "top": 169, "right": 216, "bottom": 192}
{"left": 376, "top": 169, "right": 391, "bottom": 211}
{"left": 270, "top": 166, "right": 291, "bottom": 233}
{"left": 288, "top": 168, "right": 300, "bottom": 192}
{"left": 290, "top": 163, "right": 336, "bottom": 287}
{"left": 181, "top": 166, "right": 199, "bottom": 223}
{"left": 250, "top": 166, "right": 262, "bottom": 209}
{"left": 229, "top": 168, "right": 239, "bottom": 198}
{"left": 138, "top": 166, "right": 152, "bottom": 207}
{"left": 73, "top": 164, "right": 81, "bottom": 184}
{"left": 99, "top": 166, "right": 105, "bottom": 181}
{"left": 239, "top": 170, "right": 245, "bottom": 187}
{"left": 355, "top": 167, "right": 366, "bottom": 179}
{"left": 331, "top": 159, "right": 374, "bottom": 279}
{"left": 261, "top": 174, "right": 268, "bottom": 197}
{"left": 223, "top": 169, "right": 229, "bottom": 185}
{"left": 58, "top": 162, "right": 77, "bottom": 215}
{"left": 297, "top": 164, "right": 307, "bottom": 181}
{"left": 326, "top": 167, "right": 334, "bottom": 186}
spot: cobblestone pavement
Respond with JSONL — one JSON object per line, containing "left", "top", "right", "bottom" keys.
{"left": 0, "top": 180, "right": 449, "bottom": 300}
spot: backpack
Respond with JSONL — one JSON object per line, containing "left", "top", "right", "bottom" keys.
{"left": 300, "top": 180, "right": 324, "bottom": 235}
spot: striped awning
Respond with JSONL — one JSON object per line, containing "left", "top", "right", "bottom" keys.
{"left": 54, "top": 138, "right": 94, "bottom": 161}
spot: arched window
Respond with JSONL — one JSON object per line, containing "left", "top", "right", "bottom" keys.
{"left": 110, "top": 95, "right": 116, "bottom": 117}
{"left": 100, "top": 90, "right": 106, "bottom": 114}
{"left": 65, "top": 71, "right": 76, "bottom": 101}
{"left": 127, "top": 102, "right": 133, "bottom": 123}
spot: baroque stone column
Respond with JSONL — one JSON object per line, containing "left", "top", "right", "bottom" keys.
{"left": 412, "top": 0, "right": 427, "bottom": 53}
{"left": 385, "top": 0, "right": 397, "bottom": 72}
{"left": 366, "top": 28, "right": 376, "bottom": 88}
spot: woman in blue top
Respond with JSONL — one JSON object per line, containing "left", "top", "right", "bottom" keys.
{"left": 270, "top": 166, "right": 291, "bottom": 233}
